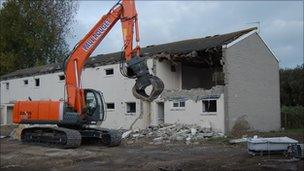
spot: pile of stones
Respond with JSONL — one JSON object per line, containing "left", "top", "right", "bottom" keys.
{"left": 122, "top": 123, "right": 225, "bottom": 145}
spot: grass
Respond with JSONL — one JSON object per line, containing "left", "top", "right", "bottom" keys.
{"left": 282, "top": 128, "right": 304, "bottom": 133}
{"left": 206, "top": 136, "right": 231, "bottom": 144}
{"left": 226, "top": 128, "right": 304, "bottom": 143}
{"left": 204, "top": 128, "right": 304, "bottom": 144}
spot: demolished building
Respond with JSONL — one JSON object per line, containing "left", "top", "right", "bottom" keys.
{"left": 0, "top": 27, "right": 280, "bottom": 133}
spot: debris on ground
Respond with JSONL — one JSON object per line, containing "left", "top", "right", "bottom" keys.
{"left": 121, "top": 130, "right": 132, "bottom": 139}
{"left": 229, "top": 137, "right": 249, "bottom": 144}
{"left": 122, "top": 123, "right": 225, "bottom": 145}
{"left": 9, "top": 124, "right": 30, "bottom": 140}
{"left": 0, "top": 124, "right": 18, "bottom": 137}
{"left": 0, "top": 135, "right": 8, "bottom": 139}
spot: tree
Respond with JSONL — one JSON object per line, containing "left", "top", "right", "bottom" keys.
{"left": 280, "top": 64, "right": 304, "bottom": 106}
{"left": 0, "top": 0, "right": 78, "bottom": 76}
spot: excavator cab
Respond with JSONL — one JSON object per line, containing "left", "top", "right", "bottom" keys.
{"left": 84, "top": 89, "right": 106, "bottom": 123}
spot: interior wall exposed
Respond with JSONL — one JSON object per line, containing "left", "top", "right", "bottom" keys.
{"left": 182, "top": 64, "right": 224, "bottom": 89}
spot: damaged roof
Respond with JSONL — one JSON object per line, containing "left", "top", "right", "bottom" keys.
{"left": 161, "top": 85, "right": 225, "bottom": 101}
{"left": 1, "top": 27, "right": 256, "bottom": 81}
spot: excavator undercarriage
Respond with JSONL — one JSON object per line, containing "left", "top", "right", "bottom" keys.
{"left": 21, "top": 127, "right": 121, "bottom": 148}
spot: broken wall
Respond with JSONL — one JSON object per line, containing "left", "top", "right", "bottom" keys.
{"left": 182, "top": 65, "right": 224, "bottom": 89}
{"left": 154, "top": 60, "right": 182, "bottom": 90}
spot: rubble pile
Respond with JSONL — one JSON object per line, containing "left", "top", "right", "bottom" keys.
{"left": 122, "top": 123, "right": 225, "bottom": 145}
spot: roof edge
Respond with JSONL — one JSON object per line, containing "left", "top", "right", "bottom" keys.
{"left": 255, "top": 33, "right": 279, "bottom": 63}
{"left": 222, "top": 28, "right": 279, "bottom": 63}
{"left": 222, "top": 28, "right": 257, "bottom": 49}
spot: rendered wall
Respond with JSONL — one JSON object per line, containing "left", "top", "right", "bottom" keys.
{"left": 224, "top": 33, "right": 280, "bottom": 132}
{"left": 164, "top": 94, "right": 225, "bottom": 132}
{"left": 81, "top": 63, "right": 144, "bottom": 129}
{"left": 0, "top": 72, "right": 65, "bottom": 103}
{"left": 148, "top": 59, "right": 182, "bottom": 126}
{"left": 154, "top": 60, "right": 182, "bottom": 90}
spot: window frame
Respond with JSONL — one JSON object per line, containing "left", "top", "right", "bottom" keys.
{"left": 5, "top": 82, "right": 9, "bottom": 90}
{"left": 34, "top": 78, "right": 40, "bottom": 87}
{"left": 180, "top": 101, "right": 185, "bottom": 107}
{"left": 23, "top": 79, "right": 29, "bottom": 86}
{"left": 171, "top": 100, "right": 186, "bottom": 110}
{"left": 105, "top": 68, "right": 114, "bottom": 76}
{"left": 202, "top": 99, "right": 217, "bottom": 114}
{"left": 106, "top": 102, "right": 115, "bottom": 111}
{"left": 126, "top": 102, "right": 136, "bottom": 114}
{"left": 173, "top": 102, "right": 179, "bottom": 107}
{"left": 58, "top": 75, "right": 65, "bottom": 81}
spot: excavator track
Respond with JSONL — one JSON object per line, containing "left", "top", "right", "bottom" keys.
{"left": 21, "top": 127, "right": 81, "bottom": 148}
{"left": 80, "top": 128, "right": 122, "bottom": 147}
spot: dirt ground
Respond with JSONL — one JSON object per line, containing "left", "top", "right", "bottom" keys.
{"left": 1, "top": 126, "right": 303, "bottom": 171}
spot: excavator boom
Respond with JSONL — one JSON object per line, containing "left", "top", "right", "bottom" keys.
{"left": 65, "top": 0, "right": 164, "bottom": 116}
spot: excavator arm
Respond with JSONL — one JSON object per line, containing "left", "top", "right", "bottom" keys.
{"left": 12, "top": 0, "right": 163, "bottom": 148}
{"left": 64, "top": 0, "right": 164, "bottom": 117}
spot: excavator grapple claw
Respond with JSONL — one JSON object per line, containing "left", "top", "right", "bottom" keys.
{"left": 128, "top": 56, "right": 164, "bottom": 101}
{"left": 132, "top": 75, "right": 164, "bottom": 101}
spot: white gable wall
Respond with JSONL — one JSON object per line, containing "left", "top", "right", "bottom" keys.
{"left": 223, "top": 33, "right": 280, "bottom": 132}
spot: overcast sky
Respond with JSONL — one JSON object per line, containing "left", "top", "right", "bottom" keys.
{"left": 67, "top": 1, "right": 303, "bottom": 68}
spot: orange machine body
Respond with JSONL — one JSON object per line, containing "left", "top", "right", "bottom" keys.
{"left": 13, "top": 101, "right": 63, "bottom": 124}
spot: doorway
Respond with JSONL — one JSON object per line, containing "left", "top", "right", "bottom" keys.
{"left": 7, "top": 106, "right": 13, "bottom": 124}
{"left": 156, "top": 102, "right": 164, "bottom": 125}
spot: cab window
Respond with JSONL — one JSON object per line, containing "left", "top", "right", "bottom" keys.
{"left": 85, "top": 92, "right": 97, "bottom": 116}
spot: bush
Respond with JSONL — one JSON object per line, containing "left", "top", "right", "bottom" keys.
{"left": 281, "top": 106, "right": 304, "bottom": 129}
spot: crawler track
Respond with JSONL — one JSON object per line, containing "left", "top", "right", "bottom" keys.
{"left": 80, "top": 128, "right": 122, "bottom": 147}
{"left": 21, "top": 127, "right": 81, "bottom": 148}
{"left": 20, "top": 126, "right": 121, "bottom": 148}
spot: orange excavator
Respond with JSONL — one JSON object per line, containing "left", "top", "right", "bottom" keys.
{"left": 12, "top": 0, "right": 164, "bottom": 148}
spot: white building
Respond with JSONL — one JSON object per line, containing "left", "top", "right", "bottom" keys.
{"left": 0, "top": 28, "right": 280, "bottom": 133}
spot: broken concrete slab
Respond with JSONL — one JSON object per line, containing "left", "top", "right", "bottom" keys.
{"left": 191, "top": 128, "right": 197, "bottom": 135}
{"left": 123, "top": 123, "right": 225, "bottom": 145}
{"left": 161, "top": 85, "right": 224, "bottom": 101}
{"left": 229, "top": 138, "right": 248, "bottom": 144}
{"left": 132, "top": 134, "right": 141, "bottom": 138}
{"left": 153, "top": 137, "right": 163, "bottom": 141}
{"left": 122, "top": 130, "right": 132, "bottom": 139}
{"left": 0, "top": 135, "right": 8, "bottom": 139}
